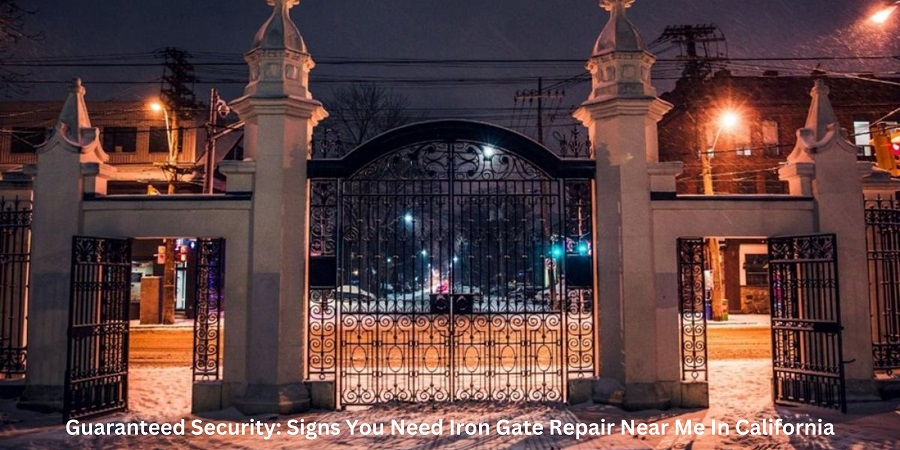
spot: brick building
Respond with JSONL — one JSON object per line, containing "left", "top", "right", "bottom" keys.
{"left": 659, "top": 71, "right": 900, "bottom": 195}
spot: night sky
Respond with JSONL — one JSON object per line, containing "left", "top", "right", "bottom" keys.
{"left": 10, "top": 0, "right": 900, "bottom": 127}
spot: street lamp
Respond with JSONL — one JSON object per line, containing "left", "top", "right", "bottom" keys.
{"left": 700, "top": 110, "right": 740, "bottom": 322}
{"left": 149, "top": 100, "right": 180, "bottom": 194}
{"left": 700, "top": 110, "right": 740, "bottom": 195}
{"left": 871, "top": 1, "right": 899, "bottom": 23}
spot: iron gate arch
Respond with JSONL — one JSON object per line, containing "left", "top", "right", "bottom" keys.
{"left": 307, "top": 120, "right": 596, "bottom": 406}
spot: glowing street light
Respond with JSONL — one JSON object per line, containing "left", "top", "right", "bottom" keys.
{"left": 701, "top": 110, "right": 741, "bottom": 195}
{"left": 700, "top": 110, "right": 740, "bottom": 323}
{"left": 148, "top": 100, "right": 180, "bottom": 194}
{"left": 871, "top": 1, "right": 899, "bottom": 23}
{"left": 404, "top": 213, "right": 414, "bottom": 224}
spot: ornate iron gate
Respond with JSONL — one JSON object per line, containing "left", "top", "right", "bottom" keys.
{"left": 65, "top": 236, "right": 132, "bottom": 420}
{"left": 193, "top": 238, "right": 225, "bottom": 381}
{"left": 0, "top": 197, "right": 31, "bottom": 377}
{"left": 307, "top": 121, "right": 595, "bottom": 406}
{"left": 865, "top": 197, "right": 900, "bottom": 374}
{"left": 767, "top": 234, "right": 846, "bottom": 412}
{"left": 677, "top": 238, "right": 708, "bottom": 382}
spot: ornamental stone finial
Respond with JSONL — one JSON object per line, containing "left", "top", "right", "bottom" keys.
{"left": 268, "top": 0, "right": 299, "bottom": 9}
{"left": 600, "top": 0, "right": 635, "bottom": 11}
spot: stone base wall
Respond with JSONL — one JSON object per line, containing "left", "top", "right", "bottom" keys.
{"left": 740, "top": 286, "right": 770, "bottom": 314}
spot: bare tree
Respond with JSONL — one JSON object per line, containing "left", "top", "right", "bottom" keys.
{"left": 324, "top": 84, "right": 413, "bottom": 147}
{"left": 0, "top": 0, "right": 41, "bottom": 95}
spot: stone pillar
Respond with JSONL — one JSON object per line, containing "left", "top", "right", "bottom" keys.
{"left": 778, "top": 162, "right": 815, "bottom": 196}
{"left": 783, "top": 79, "right": 878, "bottom": 401}
{"left": 19, "top": 79, "right": 111, "bottom": 412}
{"left": 229, "top": 0, "right": 327, "bottom": 415}
{"left": 574, "top": 0, "right": 673, "bottom": 410}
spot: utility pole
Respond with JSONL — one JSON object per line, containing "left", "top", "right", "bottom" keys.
{"left": 157, "top": 47, "right": 200, "bottom": 324}
{"left": 515, "top": 78, "right": 564, "bottom": 145}
{"left": 202, "top": 89, "right": 243, "bottom": 194}
{"left": 649, "top": 24, "right": 728, "bottom": 79}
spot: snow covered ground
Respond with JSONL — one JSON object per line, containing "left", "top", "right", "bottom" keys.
{"left": 2, "top": 360, "right": 898, "bottom": 449}
{"left": 1, "top": 327, "right": 898, "bottom": 449}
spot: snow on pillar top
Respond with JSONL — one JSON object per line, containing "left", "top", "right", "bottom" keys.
{"left": 594, "top": 0, "right": 646, "bottom": 55}
{"left": 243, "top": 0, "right": 315, "bottom": 99}
{"left": 786, "top": 78, "right": 859, "bottom": 164}
{"left": 584, "top": 0, "right": 656, "bottom": 101}
{"left": 39, "top": 78, "right": 107, "bottom": 162}
{"left": 803, "top": 78, "right": 839, "bottom": 142}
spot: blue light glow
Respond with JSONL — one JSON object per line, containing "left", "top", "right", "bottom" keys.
{"left": 577, "top": 242, "right": 589, "bottom": 255}
{"left": 551, "top": 245, "right": 563, "bottom": 259}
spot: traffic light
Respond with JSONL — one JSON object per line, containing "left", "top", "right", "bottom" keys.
{"left": 871, "top": 124, "right": 900, "bottom": 176}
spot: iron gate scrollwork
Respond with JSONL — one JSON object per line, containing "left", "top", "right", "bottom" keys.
{"left": 865, "top": 197, "right": 900, "bottom": 374}
{"left": 768, "top": 234, "right": 846, "bottom": 412}
{"left": 194, "top": 238, "right": 225, "bottom": 381}
{"left": 677, "top": 237, "right": 707, "bottom": 381}
{"left": 0, "top": 197, "right": 31, "bottom": 377}
{"left": 307, "top": 122, "right": 595, "bottom": 406}
{"left": 65, "top": 236, "right": 132, "bottom": 420}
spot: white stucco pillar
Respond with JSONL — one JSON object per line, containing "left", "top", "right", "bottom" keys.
{"left": 784, "top": 79, "right": 878, "bottom": 401}
{"left": 228, "top": 0, "right": 327, "bottom": 415}
{"left": 19, "top": 79, "right": 111, "bottom": 412}
{"left": 574, "top": 0, "right": 674, "bottom": 409}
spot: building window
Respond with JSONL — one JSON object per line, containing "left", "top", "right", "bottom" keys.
{"left": 702, "top": 126, "right": 716, "bottom": 159}
{"left": 762, "top": 120, "right": 779, "bottom": 157}
{"left": 743, "top": 254, "right": 768, "bottom": 286}
{"left": 149, "top": 127, "right": 170, "bottom": 153}
{"left": 9, "top": 127, "right": 48, "bottom": 153}
{"left": 101, "top": 127, "right": 137, "bottom": 153}
{"left": 853, "top": 121, "right": 872, "bottom": 156}
{"left": 149, "top": 127, "right": 183, "bottom": 154}
{"left": 737, "top": 147, "right": 752, "bottom": 156}
{"left": 738, "top": 178, "right": 756, "bottom": 193}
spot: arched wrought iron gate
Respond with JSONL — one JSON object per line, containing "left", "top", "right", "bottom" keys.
{"left": 307, "top": 121, "right": 595, "bottom": 406}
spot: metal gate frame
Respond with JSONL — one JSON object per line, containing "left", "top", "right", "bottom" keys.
{"left": 306, "top": 121, "right": 596, "bottom": 407}
{"left": 768, "top": 234, "right": 846, "bottom": 412}
{"left": 193, "top": 238, "right": 225, "bottom": 381}
{"left": 865, "top": 197, "right": 900, "bottom": 374}
{"left": 0, "top": 197, "right": 31, "bottom": 377}
{"left": 677, "top": 237, "right": 708, "bottom": 382}
{"left": 64, "top": 236, "right": 132, "bottom": 420}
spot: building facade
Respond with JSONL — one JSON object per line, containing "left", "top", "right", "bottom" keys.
{"left": 0, "top": 100, "right": 210, "bottom": 193}
{"left": 659, "top": 73, "right": 900, "bottom": 195}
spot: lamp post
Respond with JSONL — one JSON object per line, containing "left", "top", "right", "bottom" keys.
{"left": 871, "top": 1, "right": 899, "bottom": 23}
{"left": 149, "top": 101, "right": 178, "bottom": 324}
{"left": 700, "top": 110, "right": 739, "bottom": 321}
{"left": 149, "top": 101, "right": 179, "bottom": 195}
{"left": 699, "top": 110, "right": 739, "bottom": 195}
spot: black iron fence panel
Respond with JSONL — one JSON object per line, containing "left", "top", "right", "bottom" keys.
{"left": 64, "top": 236, "right": 132, "bottom": 421}
{"left": 0, "top": 197, "right": 31, "bottom": 377}
{"left": 193, "top": 238, "right": 225, "bottom": 381}
{"left": 677, "top": 237, "right": 708, "bottom": 382}
{"left": 865, "top": 197, "right": 900, "bottom": 374}
{"left": 768, "top": 234, "right": 846, "bottom": 413}
{"left": 308, "top": 138, "right": 595, "bottom": 406}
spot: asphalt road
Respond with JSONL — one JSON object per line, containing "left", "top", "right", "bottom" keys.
{"left": 128, "top": 322, "right": 773, "bottom": 367}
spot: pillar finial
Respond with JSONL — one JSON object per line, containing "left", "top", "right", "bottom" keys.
{"left": 600, "top": 0, "right": 635, "bottom": 11}
{"left": 267, "top": 0, "right": 299, "bottom": 10}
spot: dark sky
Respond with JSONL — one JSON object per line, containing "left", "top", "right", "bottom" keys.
{"left": 11, "top": 0, "right": 900, "bottom": 128}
